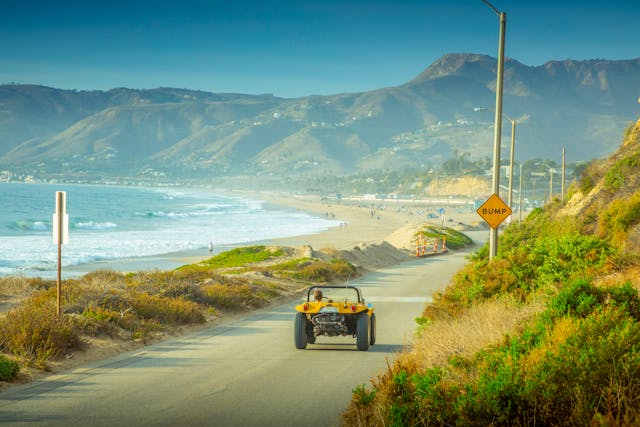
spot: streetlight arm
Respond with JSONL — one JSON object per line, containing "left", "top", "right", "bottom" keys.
{"left": 474, "top": 106, "right": 515, "bottom": 124}
{"left": 481, "top": 0, "right": 502, "bottom": 16}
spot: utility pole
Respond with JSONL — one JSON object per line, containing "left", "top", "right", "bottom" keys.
{"left": 518, "top": 163, "right": 523, "bottom": 221}
{"left": 561, "top": 148, "right": 566, "bottom": 202}
{"left": 507, "top": 118, "right": 516, "bottom": 211}
{"left": 481, "top": 0, "right": 506, "bottom": 260}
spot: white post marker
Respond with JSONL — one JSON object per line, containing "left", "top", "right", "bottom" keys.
{"left": 53, "top": 191, "right": 69, "bottom": 316}
{"left": 53, "top": 192, "right": 69, "bottom": 245}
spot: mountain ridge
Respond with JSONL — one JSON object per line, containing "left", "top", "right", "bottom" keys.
{"left": 1, "top": 53, "right": 638, "bottom": 181}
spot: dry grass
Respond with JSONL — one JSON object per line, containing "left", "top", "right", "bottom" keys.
{"left": 342, "top": 296, "right": 546, "bottom": 427}
{"left": 0, "top": 277, "right": 31, "bottom": 296}
{"left": 0, "top": 291, "right": 79, "bottom": 369}
{"left": 594, "top": 264, "right": 640, "bottom": 291}
{"left": 403, "top": 296, "right": 546, "bottom": 370}
{"left": 0, "top": 276, "right": 56, "bottom": 301}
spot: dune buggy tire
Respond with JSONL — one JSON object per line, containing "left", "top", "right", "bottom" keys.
{"left": 294, "top": 313, "right": 308, "bottom": 349}
{"left": 306, "top": 321, "right": 316, "bottom": 344}
{"left": 369, "top": 313, "right": 376, "bottom": 346}
{"left": 356, "top": 313, "right": 370, "bottom": 351}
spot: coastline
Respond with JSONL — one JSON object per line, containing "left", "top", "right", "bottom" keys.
{"left": 66, "top": 191, "right": 486, "bottom": 276}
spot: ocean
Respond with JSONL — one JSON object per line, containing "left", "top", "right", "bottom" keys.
{"left": 0, "top": 183, "right": 338, "bottom": 278}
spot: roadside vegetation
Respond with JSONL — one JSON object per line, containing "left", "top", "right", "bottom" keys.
{"left": 0, "top": 245, "right": 356, "bottom": 379}
{"left": 343, "top": 119, "right": 640, "bottom": 426}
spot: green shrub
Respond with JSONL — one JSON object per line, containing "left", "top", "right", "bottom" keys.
{"left": 79, "top": 305, "right": 123, "bottom": 336}
{"left": 604, "top": 153, "right": 640, "bottom": 190}
{"left": 126, "top": 270, "right": 198, "bottom": 293}
{"left": 79, "top": 269, "right": 127, "bottom": 288}
{"left": 597, "top": 190, "right": 640, "bottom": 245}
{"left": 389, "top": 281, "right": 640, "bottom": 426}
{"left": 0, "top": 291, "right": 79, "bottom": 368}
{"left": 265, "top": 258, "right": 310, "bottom": 273}
{"left": 416, "top": 226, "right": 473, "bottom": 250}
{"left": 200, "top": 283, "right": 268, "bottom": 310}
{"left": 184, "top": 246, "right": 285, "bottom": 270}
{"left": 516, "top": 308, "right": 640, "bottom": 425}
{"left": 605, "top": 163, "right": 625, "bottom": 189}
{"left": 547, "top": 280, "right": 640, "bottom": 322}
{"left": 579, "top": 174, "right": 595, "bottom": 195}
{"left": 432, "top": 232, "right": 615, "bottom": 318}
{"left": 528, "top": 234, "right": 615, "bottom": 285}
{"left": 293, "top": 259, "right": 355, "bottom": 282}
{"left": 0, "top": 355, "right": 20, "bottom": 381}
{"left": 131, "top": 293, "right": 204, "bottom": 324}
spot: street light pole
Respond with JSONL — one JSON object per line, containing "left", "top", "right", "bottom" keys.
{"left": 481, "top": 0, "right": 506, "bottom": 260}
{"left": 561, "top": 147, "right": 566, "bottom": 202}
{"left": 505, "top": 115, "right": 516, "bottom": 213}
{"left": 518, "top": 163, "right": 523, "bottom": 221}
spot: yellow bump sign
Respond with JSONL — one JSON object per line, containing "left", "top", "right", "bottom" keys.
{"left": 476, "top": 193, "right": 512, "bottom": 229}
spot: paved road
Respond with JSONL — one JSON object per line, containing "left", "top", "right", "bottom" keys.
{"left": 0, "top": 243, "right": 479, "bottom": 427}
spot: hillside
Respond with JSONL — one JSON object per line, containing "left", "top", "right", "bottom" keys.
{"left": 561, "top": 118, "right": 640, "bottom": 252}
{"left": 0, "top": 54, "right": 639, "bottom": 182}
{"left": 343, "top": 116, "right": 640, "bottom": 425}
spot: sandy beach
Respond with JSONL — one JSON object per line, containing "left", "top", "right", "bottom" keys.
{"left": 66, "top": 191, "right": 487, "bottom": 275}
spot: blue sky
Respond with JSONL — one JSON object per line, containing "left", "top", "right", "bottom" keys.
{"left": 1, "top": 0, "right": 638, "bottom": 98}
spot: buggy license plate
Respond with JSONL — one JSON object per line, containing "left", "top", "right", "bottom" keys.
{"left": 320, "top": 306, "right": 338, "bottom": 313}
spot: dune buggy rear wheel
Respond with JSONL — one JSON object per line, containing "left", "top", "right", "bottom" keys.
{"left": 294, "top": 312, "right": 308, "bottom": 349}
{"left": 356, "top": 313, "right": 370, "bottom": 351}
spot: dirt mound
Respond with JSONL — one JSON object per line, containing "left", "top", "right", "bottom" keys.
{"left": 385, "top": 223, "right": 424, "bottom": 251}
{"left": 336, "top": 241, "right": 412, "bottom": 270}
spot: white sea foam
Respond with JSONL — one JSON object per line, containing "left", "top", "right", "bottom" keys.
{"left": 74, "top": 221, "right": 118, "bottom": 230}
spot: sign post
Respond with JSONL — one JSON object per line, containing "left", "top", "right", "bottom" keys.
{"left": 476, "top": 194, "right": 511, "bottom": 257}
{"left": 53, "top": 191, "right": 69, "bottom": 316}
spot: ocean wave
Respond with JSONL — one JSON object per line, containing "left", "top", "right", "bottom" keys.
{"left": 136, "top": 210, "right": 226, "bottom": 219}
{"left": 11, "top": 220, "right": 49, "bottom": 232}
{"left": 0, "top": 186, "right": 337, "bottom": 278}
{"left": 73, "top": 221, "right": 118, "bottom": 230}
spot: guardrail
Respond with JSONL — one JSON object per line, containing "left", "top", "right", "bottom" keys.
{"left": 414, "top": 236, "right": 448, "bottom": 257}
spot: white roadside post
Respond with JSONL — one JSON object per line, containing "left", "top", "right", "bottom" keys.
{"left": 53, "top": 191, "right": 69, "bottom": 316}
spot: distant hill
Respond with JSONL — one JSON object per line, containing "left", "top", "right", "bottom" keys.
{"left": 1, "top": 53, "right": 638, "bottom": 181}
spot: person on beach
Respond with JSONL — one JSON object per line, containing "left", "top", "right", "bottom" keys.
{"left": 208, "top": 242, "right": 213, "bottom": 253}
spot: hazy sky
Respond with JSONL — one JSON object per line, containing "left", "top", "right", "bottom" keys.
{"left": 1, "top": 0, "right": 638, "bottom": 98}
